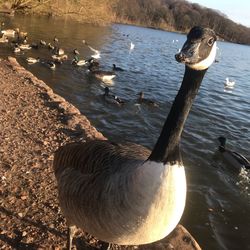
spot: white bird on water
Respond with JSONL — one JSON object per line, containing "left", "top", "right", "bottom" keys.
{"left": 130, "top": 41, "right": 135, "bottom": 51}
{"left": 224, "top": 77, "right": 235, "bottom": 88}
{"left": 83, "top": 40, "right": 101, "bottom": 59}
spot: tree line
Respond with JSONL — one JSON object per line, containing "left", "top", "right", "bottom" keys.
{"left": 1, "top": 0, "right": 250, "bottom": 45}
{"left": 112, "top": 0, "right": 250, "bottom": 45}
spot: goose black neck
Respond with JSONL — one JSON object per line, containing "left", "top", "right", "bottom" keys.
{"left": 148, "top": 66, "right": 207, "bottom": 164}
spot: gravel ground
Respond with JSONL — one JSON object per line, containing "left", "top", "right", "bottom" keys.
{"left": 0, "top": 57, "right": 201, "bottom": 250}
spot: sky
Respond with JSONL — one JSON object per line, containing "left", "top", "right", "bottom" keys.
{"left": 188, "top": 0, "right": 250, "bottom": 27}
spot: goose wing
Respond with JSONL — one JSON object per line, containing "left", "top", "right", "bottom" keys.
{"left": 54, "top": 140, "right": 150, "bottom": 176}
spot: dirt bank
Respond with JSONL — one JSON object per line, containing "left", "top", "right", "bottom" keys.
{"left": 0, "top": 57, "right": 201, "bottom": 249}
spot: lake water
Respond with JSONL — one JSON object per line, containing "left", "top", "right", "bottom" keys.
{"left": 1, "top": 15, "right": 250, "bottom": 250}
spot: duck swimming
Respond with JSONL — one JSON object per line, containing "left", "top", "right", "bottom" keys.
{"left": 26, "top": 57, "right": 40, "bottom": 64}
{"left": 218, "top": 136, "right": 250, "bottom": 170}
{"left": 42, "top": 61, "right": 56, "bottom": 70}
{"left": 40, "top": 40, "right": 47, "bottom": 46}
{"left": 137, "top": 91, "right": 159, "bottom": 107}
{"left": 0, "top": 34, "right": 8, "bottom": 43}
{"left": 1, "top": 29, "right": 16, "bottom": 37}
{"left": 52, "top": 54, "right": 68, "bottom": 64}
{"left": 72, "top": 56, "right": 87, "bottom": 66}
{"left": 103, "top": 87, "right": 125, "bottom": 105}
{"left": 19, "top": 44, "right": 32, "bottom": 50}
{"left": 73, "top": 48, "right": 80, "bottom": 55}
{"left": 13, "top": 45, "right": 21, "bottom": 53}
{"left": 113, "top": 64, "right": 124, "bottom": 71}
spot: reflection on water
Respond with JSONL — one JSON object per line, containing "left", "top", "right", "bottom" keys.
{"left": 1, "top": 14, "right": 250, "bottom": 250}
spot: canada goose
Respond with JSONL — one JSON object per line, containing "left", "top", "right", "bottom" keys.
{"left": 72, "top": 56, "right": 87, "bottom": 66}
{"left": 83, "top": 39, "right": 101, "bottom": 59}
{"left": 54, "top": 26, "right": 217, "bottom": 249}
{"left": 112, "top": 64, "right": 124, "bottom": 71}
{"left": 218, "top": 136, "right": 250, "bottom": 170}
{"left": 26, "top": 57, "right": 40, "bottom": 64}
{"left": 137, "top": 91, "right": 159, "bottom": 107}
{"left": 224, "top": 77, "right": 235, "bottom": 88}
{"left": 103, "top": 87, "right": 125, "bottom": 105}
{"left": 88, "top": 63, "right": 116, "bottom": 82}
{"left": 0, "top": 34, "right": 8, "bottom": 43}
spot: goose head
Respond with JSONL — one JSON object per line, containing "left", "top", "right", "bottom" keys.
{"left": 175, "top": 26, "right": 217, "bottom": 71}
{"left": 218, "top": 136, "right": 226, "bottom": 152}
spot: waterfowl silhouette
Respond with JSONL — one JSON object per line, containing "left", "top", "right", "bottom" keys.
{"left": 112, "top": 64, "right": 124, "bottom": 71}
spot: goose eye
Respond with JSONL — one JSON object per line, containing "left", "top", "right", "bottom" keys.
{"left": 207, "top": 37, "right": 214, "bottom": 46}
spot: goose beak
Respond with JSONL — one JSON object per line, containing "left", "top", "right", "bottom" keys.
{"left": 175, "top": 40, "right": 200, "bottom": 64}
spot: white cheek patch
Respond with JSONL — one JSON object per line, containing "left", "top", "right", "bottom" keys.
{"left": 187, "top": 42, "right": 217, "bottom": 70}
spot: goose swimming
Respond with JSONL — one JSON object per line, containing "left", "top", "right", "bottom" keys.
{"left": 54, "top": 26, "right": 217, "bottom": 249}
{"left": 218, "top": 136, "right": 250, "bottom": 170}
{"left": 88, "top": 63, "right": 116, "bottom": 82}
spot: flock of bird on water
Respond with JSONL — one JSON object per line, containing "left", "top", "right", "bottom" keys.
{"left": 0, "top": 22, "right": 157, "bottom": 107}
{"left": 1, "top": 23, "right": 249, "bottom": 250}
